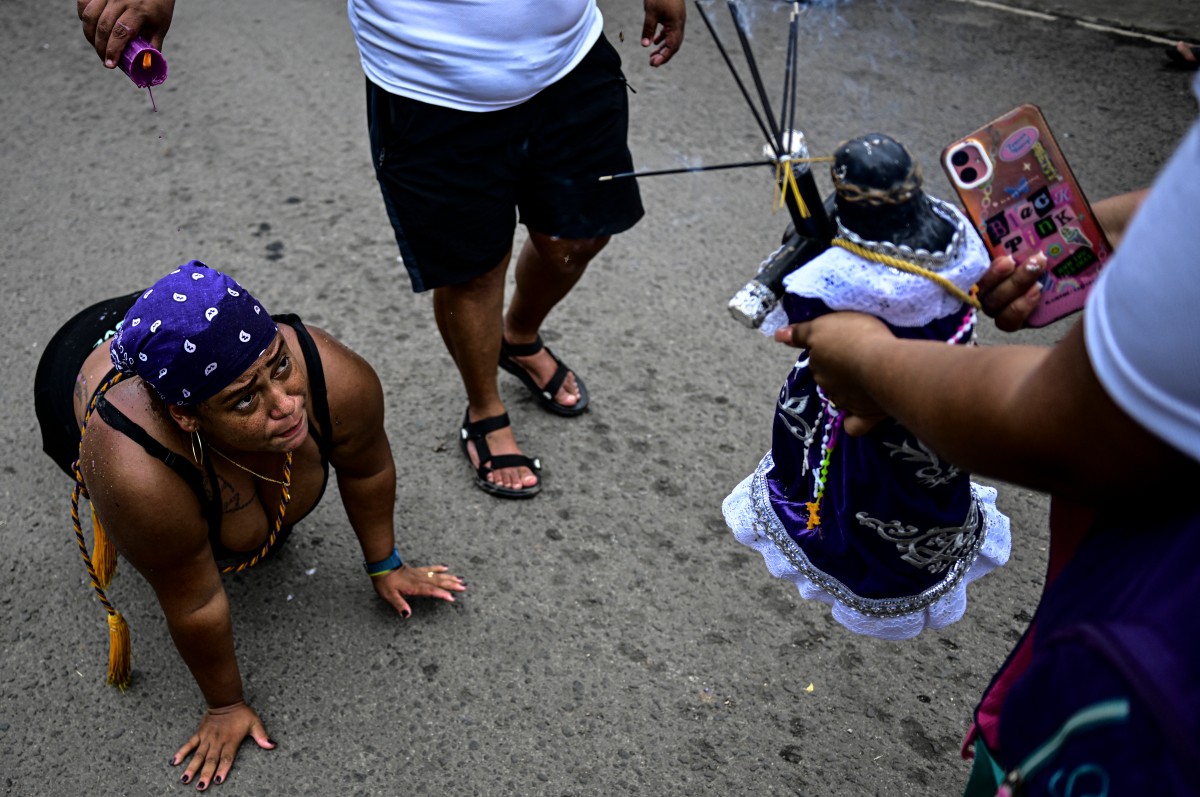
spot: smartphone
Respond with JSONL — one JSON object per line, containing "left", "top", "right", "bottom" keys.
{"left": 942, "top": 104, "right": 1112, "bottom": 327}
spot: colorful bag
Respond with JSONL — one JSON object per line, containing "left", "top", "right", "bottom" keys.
{"left": 965, "top": 507, "right": 1200, "bottom": 796}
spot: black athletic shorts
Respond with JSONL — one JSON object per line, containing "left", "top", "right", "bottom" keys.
{"left": 366, "top": 33, "right": 644, "bottom": 292}
{"left": 34, "top": 292, "right": 139, "bottom": 477}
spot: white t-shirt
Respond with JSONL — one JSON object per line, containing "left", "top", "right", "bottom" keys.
{"left": 347, "top": 0, "right": 603, "bottom": 112}
{"left": 1085, "top": 75, "right": 1200, "bottom": 462}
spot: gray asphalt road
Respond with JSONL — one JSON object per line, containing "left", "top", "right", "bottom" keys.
{"left": 2, "top": 1, "right": 1195, "bottom": 795}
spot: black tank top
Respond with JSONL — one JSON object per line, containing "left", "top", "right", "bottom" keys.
{"left": 93, "top": 315, "right": 334, "bottom": 561}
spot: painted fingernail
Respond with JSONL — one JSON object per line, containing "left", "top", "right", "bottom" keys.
{"left": 197, "top": 781, "right": 207, "bottom": 790}
{"left": 268, "top": 738, "right": 278, "bottom": 746}
{"left": 180, "top": 774, "right": 190, "bottom": 784}
{"left": 214, "top": 776, "right": 223, "bottom": 784}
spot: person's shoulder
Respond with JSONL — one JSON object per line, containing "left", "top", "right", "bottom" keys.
{"left": 292, "top": 322, "right": 381, "bottom": 389}
{"left": 290, "top": 322, "right": 385, "bottom": 440}
{"left": 79, "top": 401, "right": 209, "bottom": 555}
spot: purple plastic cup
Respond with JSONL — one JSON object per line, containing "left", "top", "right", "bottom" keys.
{"left": 118, "top": 36, "right": 167, "bottom": 88}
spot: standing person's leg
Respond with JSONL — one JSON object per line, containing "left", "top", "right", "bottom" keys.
{"left": 366, "top": 80, "right": 542, "bottom": 497}
{"left": 433, "top": 254, "right": 541, "bottom": 494}
{"left": 501, "top": 33, "right": 644, "bottom": 415}
{"left": 502, "top": 233, "right": 610, "bottom": 411}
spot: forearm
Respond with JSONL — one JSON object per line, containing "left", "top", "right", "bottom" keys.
{"left": 337, "top": 459, "right": 398, "bottom": 565}
{"left": 1093, "top": 188, "right": 1149, "bottom": 247}
{"left": 163, "top": 590, "right": 244, "bottom": 708}
{"left": 855, "top": 335, "right": 1055, "bottom": 486}
{"left": 852, "top": 321, "right": 1188, "bottom": 501}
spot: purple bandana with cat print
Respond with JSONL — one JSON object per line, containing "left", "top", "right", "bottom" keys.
{"left": 110, "top": 261, "right": 278, "bottom": 405}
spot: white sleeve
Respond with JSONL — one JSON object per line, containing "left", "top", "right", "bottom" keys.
{"left": 1084, "top": 76, "right": 1200, "bottom": 461}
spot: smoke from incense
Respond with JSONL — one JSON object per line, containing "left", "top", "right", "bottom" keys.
{"left": 727, "top": 0, "right": 784, "bottom": 155}
{"left": 693, "top": 0, "right": 780, "bottom": 157}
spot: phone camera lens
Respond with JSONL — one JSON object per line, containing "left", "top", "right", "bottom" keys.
{"left": 951, "top": 150, "right": 970, "bottom": 167}
{"left": 961, "top": 167, "right": 978, "bottom": 183}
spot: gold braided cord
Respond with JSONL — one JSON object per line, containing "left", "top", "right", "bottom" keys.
{"left": 71, "top": 370, "right": 132, "bottom": 688}
{"left": 90, "top": 504, "right": 118, "bottom": 589}
{"left": 220, "top": 452, "right": 292, "bottom": 574}
{"left": 830, "top": 238, "right": 983, "bottom": 310}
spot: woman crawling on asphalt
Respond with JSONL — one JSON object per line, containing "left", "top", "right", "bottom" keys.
{"left": 34, "top": 261, "right": 465, "bottom": 790}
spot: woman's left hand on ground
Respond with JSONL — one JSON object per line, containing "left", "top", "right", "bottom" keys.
{"left": 372, "top": 564, "right": 465, "bottom": 618}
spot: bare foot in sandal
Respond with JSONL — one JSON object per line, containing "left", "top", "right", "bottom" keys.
{"left": 460, "top": 410, "right": 541, "bottom": 498}
{"left": 499, "top": 335, "right": 589, "bottom": 417}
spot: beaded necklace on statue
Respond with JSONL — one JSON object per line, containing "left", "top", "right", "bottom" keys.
{"left": 806, "top": 388, "right": 844, "bottom": 530}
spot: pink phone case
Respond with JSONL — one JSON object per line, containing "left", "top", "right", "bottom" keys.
{"left": 942, "top": 105, "right": 1112, "bottom": 327}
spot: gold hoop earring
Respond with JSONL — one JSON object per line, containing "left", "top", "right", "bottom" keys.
{"left": 190, "top": 431, "right": 204, "bottom": 466}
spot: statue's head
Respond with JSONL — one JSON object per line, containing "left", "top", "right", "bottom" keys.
{"left": 831, "top": 133, "right": 923, "bottom": 208}
{"left": 827, "top": 132, "right": 955, "bottom": 252}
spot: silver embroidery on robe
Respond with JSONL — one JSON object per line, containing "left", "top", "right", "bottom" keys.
{"left": 776, "top": 356, "right": 817, "bottom": 469}
{"left": 883, "top": 438, "right": 961, "bottom": 488}
{"left": 747, "top": 453, "right": 986, "bottom": 617}
{"left": 855, "top": 500, "right": 982, "bottom": 574}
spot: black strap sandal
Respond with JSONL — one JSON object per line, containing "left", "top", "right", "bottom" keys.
{"left": 498, "top": 335, "right": 590, "bottom": 417}
{"left": 459, "top": 410, "right": 542, "bottom": 499}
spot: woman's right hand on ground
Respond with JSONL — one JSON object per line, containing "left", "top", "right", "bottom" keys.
{"left": 77, "top": 0, "right": 176, "bottom": 68}
{"left": 976, "top": 252, "right": 1046, "bottom": 332}
{"left": 172, "top": 700, "right": 275, "bottom": 790}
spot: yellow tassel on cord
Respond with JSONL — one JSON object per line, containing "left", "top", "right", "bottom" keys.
{"left": 772, "top": 160, "right": 811, "bottom": 218}
{"left": 785, "top": 165, "right": 810, "bottom": 218}
{"left": 107, "top": 611, "right": 132, "bottom": 690}
{"left": 777, "top": 159, "right": 787, "bottom": 211}
{"left": 91, "top": 505, "right": 118, "bottom": 589}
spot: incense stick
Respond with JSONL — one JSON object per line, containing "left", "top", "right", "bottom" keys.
{"left": 600, "top": 160, "right": 773, "bottom": 181}
{"left": 780, "top": 4, "right": 797, "bottom": 146}
{"left": 788, "top": 1, "right": 799, "bottom": 142}
{"left": 693, "top": 0, "right": 780, "bottom": 157}
{"left": 727, "top": 0, "right": 784, "bottom": 155}
{"left": 599, "top": 156, "right": 832, "bottom": 182}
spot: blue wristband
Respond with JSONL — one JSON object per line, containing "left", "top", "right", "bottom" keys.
{"left": 365, "top": 547, "right": 403, "bottom": 577}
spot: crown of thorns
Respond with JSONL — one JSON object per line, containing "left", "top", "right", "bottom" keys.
{"left": 831, "top": 161, "right": 925, "bottom": 206}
